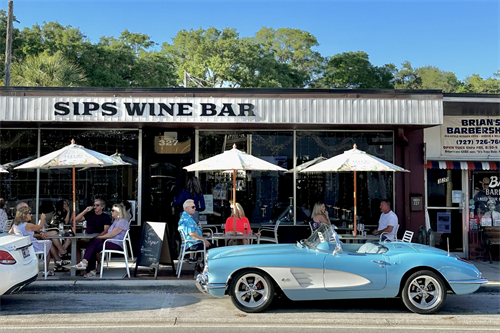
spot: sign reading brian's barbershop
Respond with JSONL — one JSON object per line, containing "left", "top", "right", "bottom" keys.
{"left": 441, "top": 116, "right": 500, "bottom": 158}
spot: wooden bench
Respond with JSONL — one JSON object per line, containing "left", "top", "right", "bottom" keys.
{"left": 482, "top": 226, "right": 500, "bottom": 263}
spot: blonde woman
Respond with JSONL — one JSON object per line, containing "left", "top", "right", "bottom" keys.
{"left": 10, "top": 206, "right": 66, "bottom": 275}
{"left": 72, "top": 204, "right": 130, "bottom": 278}
{"left": 311, "top": 202, "right": 331, "bottom": 231}
{"left": 225, "top": 203, "right": 259, "bottom": 245}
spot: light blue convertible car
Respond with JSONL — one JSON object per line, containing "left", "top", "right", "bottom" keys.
{"left": 196, "top": 224, "right": 487, "bottom": 313}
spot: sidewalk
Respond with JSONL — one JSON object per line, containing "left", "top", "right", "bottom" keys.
{"left": 20, "top": 258, "right": 500, "bottom": 294}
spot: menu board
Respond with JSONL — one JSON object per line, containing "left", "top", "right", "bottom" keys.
{"left": 134, "top": 221, "right": 168, "bottom": 278}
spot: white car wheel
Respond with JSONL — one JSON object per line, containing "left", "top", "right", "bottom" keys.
{"left": 230, "top": 269, "right": 274, "bottom": 313}
{"left": 402, "top": 270, "right": 447, "bottom": 314}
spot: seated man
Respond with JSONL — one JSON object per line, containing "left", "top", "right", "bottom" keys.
{"left": 178, "top": 199, "right": 215, "bottom": 263}
{"left": 372, "top": 200, "right": 398, "bottom": 241}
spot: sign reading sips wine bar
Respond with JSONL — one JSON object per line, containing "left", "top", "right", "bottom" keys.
{"left": 54, "top": 101, "right": 256, "bottom": 117}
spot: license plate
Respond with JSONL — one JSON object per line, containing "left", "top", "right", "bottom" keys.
{"left": 22, "top": 247, "right": 30, "bottom": 259}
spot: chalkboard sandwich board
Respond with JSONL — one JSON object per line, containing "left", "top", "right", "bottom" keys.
{"left": 134, "top": 221, "right": 174, "bottom": 278}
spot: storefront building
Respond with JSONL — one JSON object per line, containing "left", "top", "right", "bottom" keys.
{"left": 1, "top": 87, "right": 443, "bottom": 252}
{"left": 424, "top": 93, "right": 500, "bottom": 259}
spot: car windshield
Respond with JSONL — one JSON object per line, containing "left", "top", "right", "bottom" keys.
{"left": 303, "top": 223, "right": 341, "bottom": 252}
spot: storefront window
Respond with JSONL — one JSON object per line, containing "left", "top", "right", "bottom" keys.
{"left": 471, "top": 171, "right": 500, "bottom": 228}
{"left": 39, "top": 130, "right": 139, "bottom": 220}
{"left": 199, "top": 131, "right": 293, "bottom": 223}
{"left": 0, "top": 129, "right": 38, "bottom": 218}
{"left": 296, "top": 131, "right": 394, "bottom": 224}
{"left": 427, "top": 169, "right": 464, "bottom": 252}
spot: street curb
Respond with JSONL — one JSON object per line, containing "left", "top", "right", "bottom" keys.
{"left": 20, "top": 280, "right": 199, "bottom": 294}
{"left": 19, "top": 280, "right": 500, "bottom": 294}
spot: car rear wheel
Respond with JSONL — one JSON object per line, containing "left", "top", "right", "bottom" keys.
{"left": 402, "top": 270, "right": 447, "bottom": 314}
{"left": 230, "top": 269, "right": 274, "bottom": 313}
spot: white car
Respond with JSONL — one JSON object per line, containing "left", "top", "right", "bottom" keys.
{"left": 0, "top": 233, "right": 39, "bottom": 295}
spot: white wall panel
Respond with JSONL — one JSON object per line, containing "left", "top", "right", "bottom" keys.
{"left": 0, "top": 96, "right": 443, "bottom": 125}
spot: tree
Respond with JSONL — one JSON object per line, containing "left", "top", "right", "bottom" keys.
{"left": 416, "top": 66, "right": 460, "bottom": 92}
{"left": 254, "top": 27, "right": 323, "bottom": 87}
{"left": 456, "top": 72, "right": 500, "bottom": 94}
{"left": 394, "top": 61, "right": 422, "bottom": 89}
{"left": 316, "top": 51, "right": 396, "bottom": 89}
{"left": 162, "top": 27, "right": 248, "bottom": 87}
{"left": 10, "top": 52, "right": 88, "bottom": 87}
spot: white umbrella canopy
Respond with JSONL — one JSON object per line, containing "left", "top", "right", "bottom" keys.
{"left": 301, "top": 144, "right": 409, "bottom": 235}
{"left": 286, "top": 156, "right": 327, "bottom": 173}
{"left": 184, "top": 145, "right": 287, "bottom": 231}
{"left": 0, "top": 165, "right": 8, "bottom": 173}
{"left": 15, "top": 140, "right": 130, "bottom": 232}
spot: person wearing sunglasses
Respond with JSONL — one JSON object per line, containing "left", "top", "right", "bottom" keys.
{"left": 72, "top": 204, "right": 130, "bottom": 278}
{"left": 178, "top": 199, "right": 215, "bottom": 264}
{"left": 74, "top": 198, "right": 112, "bottom": 264}
{"left": 10, "top": 206, "right": 67, "bottom": 276}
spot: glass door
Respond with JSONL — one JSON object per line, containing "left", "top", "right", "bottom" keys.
{"left": 426, "top": 169, "right": 465, "bottom": 256}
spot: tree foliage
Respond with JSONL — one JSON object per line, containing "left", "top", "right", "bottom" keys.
{"left": 0, "top": 16, "right": 497, "bottom": 92}
{"left": 316, "top": 51, "right": 396, "bottom": 89}
{"left": 10, "top": 52, "right": 88, "bottom": 87}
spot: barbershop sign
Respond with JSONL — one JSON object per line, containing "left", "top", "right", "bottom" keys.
{"left": 441, "top": 116, "right": 500, "bottom": 158}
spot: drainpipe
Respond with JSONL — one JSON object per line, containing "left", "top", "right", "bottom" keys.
{"left": 398, "top": 126, "right": 409, "bottom": 237}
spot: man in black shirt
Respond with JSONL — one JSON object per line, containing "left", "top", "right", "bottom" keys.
{"left": 75, "top": 198, "right": 112, "bottom": 264}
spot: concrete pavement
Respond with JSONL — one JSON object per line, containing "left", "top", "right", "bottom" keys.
{"left": 17, "top": 259, "right": 500, "bottom": 294}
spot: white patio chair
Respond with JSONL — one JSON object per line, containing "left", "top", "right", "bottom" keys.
{"left": 34, "top": 241, "right": 48, "bottom": 279}
{"left": 257, "top": 219, "right": 281, "bottom": 244}
{"left": 402, "top": 230, "right": 414, "bottom": 243}
{"left": 177, "top": 230, "right": 206, "bottom": 278}
{"left": 125, "top": 230, "right": 134, "bottom": 261}
{"left": 100, "top": 230, "right": 130, "bottom": 278}
{"left": 3, "top": 219, "right": 13, "bottom": 233}
{"left": 380, "top": 224, "right": 400, "bottom": 242}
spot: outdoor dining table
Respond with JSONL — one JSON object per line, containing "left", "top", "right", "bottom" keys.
{"left": 338, "top": 234, "right": 380, "bottom": 243}
{"left": 211, "top": 233, "right": 259, "bottom": 245}
{"left": 48, "top": 232, "right": 99, "bottom": 277}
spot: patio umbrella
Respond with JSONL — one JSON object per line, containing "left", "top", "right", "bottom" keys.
{"left": 286, "top": 156, "right": 326, "bottom": 173}
{"left": 301, "top": 144, "right": 409, "bottom": 236}
{"left": 0, "top": 165, "right": 8, "bottom": 173}
{"left": 184, "top": 145, "right": 287, "bottom": 231}
{"left": 15, "top": 140, "right": 129, "bottom": 233}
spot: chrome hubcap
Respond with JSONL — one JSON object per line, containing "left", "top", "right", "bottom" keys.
{"left": 235, "top": 273, "right": 269, "bottom": 308}
{"left": 408, "top": 275, "right": 442, "bottom": 310}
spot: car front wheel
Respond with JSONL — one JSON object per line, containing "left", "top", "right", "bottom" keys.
{"left": 230, "top": 269, "right": 274, "bottom": 313}
{"left": 402, "top": 270, "right": 447, "bottom": 314}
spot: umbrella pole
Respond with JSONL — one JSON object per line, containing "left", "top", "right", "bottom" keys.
{"left": 72, "top": 165, "right": 76, "bottom": 234}
{"left": 353, "top": 171, "right": 357, "bottom": 236}
{"left": 233, "top": 170, "right": 236, "bottom": 233}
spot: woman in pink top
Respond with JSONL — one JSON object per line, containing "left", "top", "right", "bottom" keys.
{"left": 225, "top": 203, "right": 259, "bottom": 245}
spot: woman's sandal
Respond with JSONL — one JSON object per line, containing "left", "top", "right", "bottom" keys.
{"left": 56, "top": 260, "right": 70, "bottom": 266}
{"left": 71, "top": 261, "right": 87, "bottom": 270}
{"left": 44, "top": 271, "right": 55, "bottom": 277}
{"left": 83, "top": 270, "right": 97, "bottom": 278}
{"left": 54, "top": 265, "right": 69, "bottom": 272}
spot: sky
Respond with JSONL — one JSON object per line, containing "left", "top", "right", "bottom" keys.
{"left": 2, "top": 0, "right": 499, "bottom": 81}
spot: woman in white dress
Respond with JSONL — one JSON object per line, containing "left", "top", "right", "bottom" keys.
{"left": 10, "top": 206, "right": 66, "bottom": 275}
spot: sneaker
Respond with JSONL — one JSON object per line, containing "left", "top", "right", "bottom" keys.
{"left": 188, "top": 257, "right": 198, "bottom": 264}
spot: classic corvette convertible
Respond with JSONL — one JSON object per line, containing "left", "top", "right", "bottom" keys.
{"left": 196, "top": 223, "right": 487, "bottom": 313}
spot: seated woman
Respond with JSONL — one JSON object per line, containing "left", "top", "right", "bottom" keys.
{"left": 43, "top": 200, "right": 72, "bottom": 258}
{"left": 311, "top": 202, "right": 331, "bottom": 231}
{"left": 10, "top": 206, "right": 66, "bottom": 275}
{"left": 72, "top": 204, "right": 130, "bottom": 278}
{"left": 224, "top": 203, "right": 259, "bottom": 245}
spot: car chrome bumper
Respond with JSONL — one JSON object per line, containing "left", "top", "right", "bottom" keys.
{"left": 196, "top": 273, "right": 226, "bottom": 297}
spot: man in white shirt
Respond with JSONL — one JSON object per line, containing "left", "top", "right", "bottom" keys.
{"left": 372, "top": 200, "right": 399, "bottom": 241}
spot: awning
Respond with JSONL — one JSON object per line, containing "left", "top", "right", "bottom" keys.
{"left": 425, "top": 161, "right": 499, "bottom": 170}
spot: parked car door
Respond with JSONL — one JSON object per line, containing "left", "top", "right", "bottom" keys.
{"left": 324, "top": 252, "right": 388, "bottom": 291}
